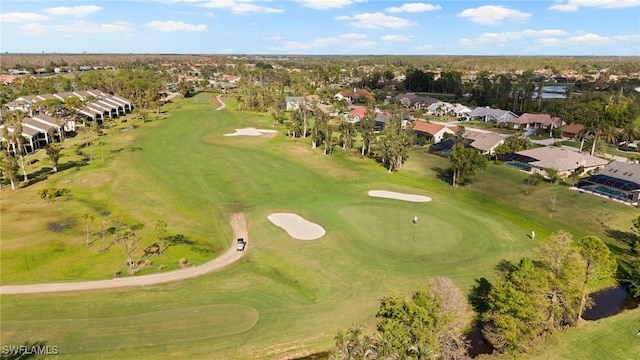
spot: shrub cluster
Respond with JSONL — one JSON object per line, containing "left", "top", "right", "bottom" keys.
{"left": 37, "top": 187, "right": 70, "bottom": 200}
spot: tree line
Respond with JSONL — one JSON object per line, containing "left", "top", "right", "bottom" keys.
{"left": 331, "top": 231, "right": 620, "bottom": 359}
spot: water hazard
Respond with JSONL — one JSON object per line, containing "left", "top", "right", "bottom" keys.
{"left": 582, "top": 286, "right": 640, "bottom": 320}
{"left": 466, "top": 286, "right": 639, "bottom": 358}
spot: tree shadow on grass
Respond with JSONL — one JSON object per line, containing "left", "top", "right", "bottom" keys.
{"left": 431, "top": 166, "right": 452, "bottom": 185}
{"left": 20, "top": 160, "right": 88, "bottom": 189}
{"left": 468, "top": 277, "right": 492, "bottom": 315}
{"left": 604, "top": 228, "right": 636, "bottom": 255}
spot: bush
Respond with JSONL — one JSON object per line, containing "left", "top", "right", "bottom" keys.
{"left": 37, "top": 187, "right": 70, "bottom": 200}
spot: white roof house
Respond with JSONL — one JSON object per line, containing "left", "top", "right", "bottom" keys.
{"left": 468, "top": 107, "right": 519, "bottom": 123}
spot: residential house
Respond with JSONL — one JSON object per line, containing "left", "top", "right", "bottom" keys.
{"left": 413, "top": 121, "right": 457, "bottom": 143}
{"left": 335, "top": 90, "right": 355, "bottom": 103}
{"left": 463, "top": 130, "right": 504, "bottom": 156}
{"left": 426, "top": 101, "right": 454, "bottom": 116}
{"left": 508, "top": 113, "right": 564, "bottom": 132}
{"left": 561, "top": 123, "right": 585, "bottom": 139}
{"left": 0, "top": 116, "right": 48, "bottom": 153}
{"left": 468, "top": 107, "right": 518, "bottom": 123}
{"left": 347, "top": 107, "right": 367, "bottom": 123}
{"left": 503, "top": 146, "right": 607, "bottom": 178}
{"left": 578, "top": 161, "right": 640, "bottom": 204}
{"left": 451, "top": 104, "right": 473, "bottom": 117}
{"left": 391, "top": 93, "right": 439, "bottom": 110}
{"left": 335, "top": 88, "right": 370, "bottom": 104}
{"left": 374, "top": 113, "right": 391, "bottom": 130}
{"left": 285, "top": 96, "right": 305, "bottom": 111}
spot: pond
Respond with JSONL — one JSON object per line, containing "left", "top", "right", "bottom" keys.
{"left": 465, "top": 324, "right": 494, "bottom": 358}
{"left": 532, "top": 85, "right": 568, "bottom": 99}
{"left": 466, "top": 286, "right": 639, "bottom": 357}
{"left": 582, "top": 286, "right": 640, "bottom": 320}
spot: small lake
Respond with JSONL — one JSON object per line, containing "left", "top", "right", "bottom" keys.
{"left": 582, "top": 286, "right": 640, "bottom": 320}
{"left": 533, "top": 85, "right": 568, "bottom": 99}
{"left": 466, "top": 286, "right": 638, "bottom": 357}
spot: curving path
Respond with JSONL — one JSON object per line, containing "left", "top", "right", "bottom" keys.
{"left": 215, "top": 94, "right": 226, "bottom": 110}
{"left": 0, "top": 213, "right": 248, "bottom": 295}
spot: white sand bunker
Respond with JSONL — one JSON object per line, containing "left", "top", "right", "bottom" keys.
{"left": 224, "top": 128, "right": 278, "bottom": 137}
{"left": 368, "top": 190, "right": 432, "bottom": 203}
{"left": 268, "top": 213, "right": 326, "bottom": 240}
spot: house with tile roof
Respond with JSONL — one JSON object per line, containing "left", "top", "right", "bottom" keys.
{"left": 503, "top": 146, "right": 607, "bottom": 179}
{"left": 463, "top": 130, "right": 504, "bottom": 155}
{"left": 508, "top": 113, "right": 564, "bottom": 131}
{"left": 348, "top": 107, "right": 367, "bottom": 123}
{"left": 561, "top": 123, "right": 585, "bottom": 139}
{"left": 468, "top": 107, "right": 518, "bottom": 123}
{"left": 413, "top": 121, "right": 457, "bottom": 143}
{"left": 426, "top": 101, "right": 454, "bottom": 116}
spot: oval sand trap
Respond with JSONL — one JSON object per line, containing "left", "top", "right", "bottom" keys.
{"left": 268, "top": 213, "right": 326, "bottom": 240}
{"left": 224, "top": 127, "right": 278, "bottom": 137}
{"left": 368, "top": 190, "right": 432, "bottom": 202}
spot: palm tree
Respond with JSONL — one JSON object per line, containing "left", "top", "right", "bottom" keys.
{"left": 4, "top": 111, "right": 29, "bottom": 182}
{"left": 619, "top": 125, "right": 639, "bottom": 145}
{"left": 0, "top": 150, "right": 20, "bottom": 190}
{"left": 45, "top": 143, "right": 61, "bottom": 172}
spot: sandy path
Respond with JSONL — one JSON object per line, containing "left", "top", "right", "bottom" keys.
{"left": 216, "top": 94, "right": 226, "bottom": 110}
{"left": 0, "top": 213, "right": 248, "bottom": 295}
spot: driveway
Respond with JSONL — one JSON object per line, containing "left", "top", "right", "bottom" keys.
{"left": 0, "top": 213, "right": 248, "bottom": 295}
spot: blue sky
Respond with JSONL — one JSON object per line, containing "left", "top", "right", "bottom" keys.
{"left": 1, "top": 1, "right": 639, "bottom": 55}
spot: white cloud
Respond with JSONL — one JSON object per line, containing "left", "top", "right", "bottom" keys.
{"left": 468, "top": 29, "right": 569, "bottom": 43}
{"left": 536, "top": 38, "right": 564, "bottom": 46}
{"left": 385, "top": 3, "right": 442, "bottom": 13}
{"left": 458, "top": 6, "right": 531, "bottom": 25}
{"left": 44, "top": 5, "right": 102, "bottom": 16}
{"left": 51, "top": 21, "right": 132, "bottom": 33}
{"left": 200, "top": 0, "right": 283, "bottom": 14}
{"left": 613, "top": 34, "right": 640, "bottom": 41}
{"left": 339, "top": 33, "right": 367, "bottom": 39}
{"left": 296, "top": 0, "right": 365, "bottom": 10}
{"left": 0, "top": 12, "right": 48, "bottom": 22}
{"left": 147, "top": 20, "right": 207, "bottom": 32}
{"left": 335, "top": 12, "right": 415, "bottom": 29}
{"left": 281, "top": 33, "right": 372, "bottom": 50}
{"left": 18, "top": 23, "right": 47, "bottom": 36}
{"left": 381, "top": 35, "right": 412, "bottom": 42}
{"left": 548, "top": 3, "right": 579, "bottom": 11}
{"left": 549, "top": 0, "right": 640, "bottom": 11}
{"left": 568, "top": 33, "right": 613, "bottom": 44}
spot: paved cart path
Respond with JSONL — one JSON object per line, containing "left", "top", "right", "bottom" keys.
{"left": 0, "top": 213, "right": 248, "bottom": 295}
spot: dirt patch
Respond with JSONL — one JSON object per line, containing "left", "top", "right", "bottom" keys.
{"left": 109, "top": 134, "right": 135, "bottom": 143}
{"left": 289, "top": 145, "right": 312, "bottom": 156}
{"left": 48, "top": 218, "right": 76, "bottom": 232}
{"left": 79, "top": 173, "right": 112, "bottom": 188}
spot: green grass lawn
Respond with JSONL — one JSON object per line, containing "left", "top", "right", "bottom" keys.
{"left": 509, "top": 308, "right": 640, "bottom": 360}
{"left": 1, "top": 92, "right": 638, "bottom": 359}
